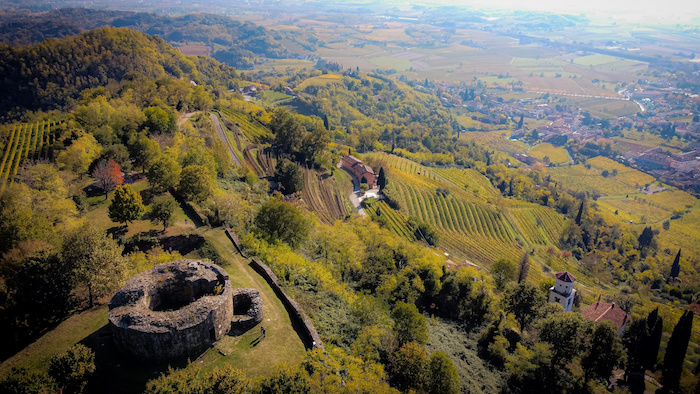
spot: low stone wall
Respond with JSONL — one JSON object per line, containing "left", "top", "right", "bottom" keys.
{"left": 230, "top": 288, "right": 263, "bottom": 334}
{"left": 225, "top": 227, "right": 246, "bottom": 258}
{"left": 108, "top": 260, "right": 233, "bottom": 363}
{"left": 250, "top": 258, "right": 324, "bottom": 350}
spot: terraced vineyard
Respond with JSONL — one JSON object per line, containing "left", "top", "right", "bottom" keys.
{"left": 301, "top": 168, "right": 351, "bottom": 224}
{"left": 433, "top": 167, "right": 499, "bottom": 199}
{"left": 0, "top": 120, "right": 59, "bottom": 193}
{"left": 218, "top": 107, "right": 271, "bottom": 143}
{"left": 366, "top": 153, "right": 567, "bottom": 267}
{"left": 364, "top": 200, "right": 414, "bottom": 241}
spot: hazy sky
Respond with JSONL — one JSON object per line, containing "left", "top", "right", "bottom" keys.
{"left": 412, "top": 0, "right": 700, "bottom": 23}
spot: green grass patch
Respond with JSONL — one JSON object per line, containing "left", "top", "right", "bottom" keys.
{"left": 527, "top": 143, "right": 570, "bottom": 164}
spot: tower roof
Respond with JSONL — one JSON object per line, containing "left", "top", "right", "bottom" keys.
{"left": 555, "top": 271, "right": 576, "bottom": 283}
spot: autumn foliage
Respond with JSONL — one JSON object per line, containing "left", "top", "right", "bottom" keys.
{"left": 92, "top": 159, "right": 123, "bottom": 199}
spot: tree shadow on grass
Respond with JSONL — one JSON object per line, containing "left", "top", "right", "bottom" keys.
{"left": 106, "top": 226, "right": 128, "bottom": 239}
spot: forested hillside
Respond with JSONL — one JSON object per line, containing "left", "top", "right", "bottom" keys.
{"left": 0, "top": 27, "right": 239, "bottom": 118}
{"left": 0, "top": 9, "right": 295, "bottom": 69}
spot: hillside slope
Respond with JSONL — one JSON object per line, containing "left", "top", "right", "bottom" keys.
{"left": 0, "top": 27, "right": 237, "bottom": 116}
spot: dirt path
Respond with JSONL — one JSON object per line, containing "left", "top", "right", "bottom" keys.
{"left": 210, "top": 113, "right": 242, "bottom": 166}
{"left": 178, "top": 112, "right": 196, "bottom": 126}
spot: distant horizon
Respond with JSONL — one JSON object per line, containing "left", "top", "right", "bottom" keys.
{"left": 407, "top": 0, "right": 700, "bottom": 23}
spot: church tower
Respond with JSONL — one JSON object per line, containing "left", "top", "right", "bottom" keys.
{"left": 548, "top": 271, "right": 577, "bottom": 312}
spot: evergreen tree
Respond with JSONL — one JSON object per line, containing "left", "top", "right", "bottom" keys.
{"left": 663, "top": 311, "right": 694, "bottom": 392}
{"left": 323, "top": 114, "right": 329, "bottom": 131}
{"left": 377, "top": 167, "right": 387, "bottom": 191}
{"left": 517, "top": 252, "right": 530, "bottom": 284}
{"left": 517, "top": 114, "right": 524, "bottom": 129}
{"left": 575, "top": 201, "right": 584, "bottom": 225}
{"left": 638, "top": 226, "right": 654, "bottom": 249}
{"left": 645, "top": 308, "right": 663, "bottom": 370}
{"left": 582, "top": 320, "right": 624, "bottom": 383}
{"left": 670, "top": 249, "right": 681, "bottom": 278}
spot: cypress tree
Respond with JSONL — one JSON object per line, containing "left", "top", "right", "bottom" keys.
{"left": 575, "top": 201, "right": 584, "bottom": 225}
{"left": 517, "top": 252, "right": 530, "bottom": 284}
{"left": 323, "top": 114, "right": 330, "bottom": 131}
{"left": 670, "top": 249, "right": 681, "bottom": 278}
{"left": 645, "top": 308, "right": 663, "bottom": 370}
{"left": 663, "top": 311, "right": 694, "bottom": 391}
{"left": 517, "top": 114, "right": 524, "bottom": 129}
{"left": 378, "top": 167, "right": 387, "bottom": 191}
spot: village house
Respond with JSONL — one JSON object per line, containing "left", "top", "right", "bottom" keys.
{"left": 341, "top": 155, "right": 378, "bottom": 188}
{"left": 582, "top": 297, "right": 630, "bottom": 336}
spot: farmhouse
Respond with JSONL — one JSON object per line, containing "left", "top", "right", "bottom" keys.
{"left": 582, "top": 297, "right": 629, "bottom": 336}
{"left": 341, "top": 155, "right": 378, "bottom": 188}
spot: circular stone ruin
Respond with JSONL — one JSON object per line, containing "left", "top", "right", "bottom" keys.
{"left": 230, "top": 288, "right": 264, "bottom": 334}
{"left": 108, "top": 259, "right": 233, "bottom": 363}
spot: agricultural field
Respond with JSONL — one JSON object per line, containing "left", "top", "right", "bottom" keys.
{"left": 587, "top": 156, "right": 655, "bottom": 187}
{"left": 597, "top": 196, "right": 673, "bottom": 224}
{"left": 549, "top": 156, "right": 655, "bottom": 197}
{"left": 300, "top": 168, "right": 352, "bottom": 224}
{"left": 458, "top": 130, "right": 529, "bottom": 156}
{"left": 364, "top": 199, "right": 415, "bottom": 241}
{"left": 370, "top": 153, "right": 568, "bottom": 271}
{"left": 612, "top": 130, "right": 686, "bottom": 154}
{"left": 218, "top": 106, "right": 271, "bottom": 143}
{"left": 644, "top": 190, "right": 698, "bottom": 211}
{"left": 656, "top": 210, "right": 700, "bottom": 259}
{"left": 433, "top": 167, "right": 500, "bottom": 200}
{"left": 0, "top": 120, "right": 59, "bottom": 193}
{"left": 527, "top": 143, "right": 571, "bottom": 164}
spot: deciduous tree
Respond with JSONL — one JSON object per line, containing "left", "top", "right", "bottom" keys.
{"left": 179, "top": 165, "right": 215, "bottom": 203}
{"left": 428, "top": 351, "right": 460, "bottom": 394}
{"left": 502, "top": 282, "right": 544, "bottom": 331}
{"left": 108, "top": 185, "right": 145, "bottom": 226}
{"left": 254, "top": 197, "right": 311, "bottom": 249}
{"left": 63, "top": 224, "right": 127, "bottom": 307}
{"left": 150, "top": 194, "right": 178, "bottom": 231}
{"left": 147, "top": 155, "right": 181, "bottom": 191}
{"left": 92, "top": 159, "right": 123, "bottom": 200}
{"left": 391, "top": 302, "right": 428, "bottom": 346}
{"left": 491, "top": 259, "right": 517, "bottom": 290}
{"left": 48, "top": 344, "right": 95, "bottom": 394}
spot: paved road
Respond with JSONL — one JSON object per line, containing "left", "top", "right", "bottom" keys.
{"left": 339, "top": 165, "right": 366, "bottom": 216}
{"left": 210, "top": 113, "right": 241, "bottom": 166}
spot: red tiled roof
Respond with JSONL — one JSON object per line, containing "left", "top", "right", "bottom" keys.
{"left": 582, "top": 302, "right": 628, "bottom": 330}
{"left": 555, "top": 271, "right": 576, "bottom": 283}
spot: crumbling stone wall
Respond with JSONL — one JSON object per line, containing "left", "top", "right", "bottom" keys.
{"left": 230, "top": 288, "right": 263, "bottom": 334}
{"left": 108, "top": 259, "right": 233, "bottom": 363}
